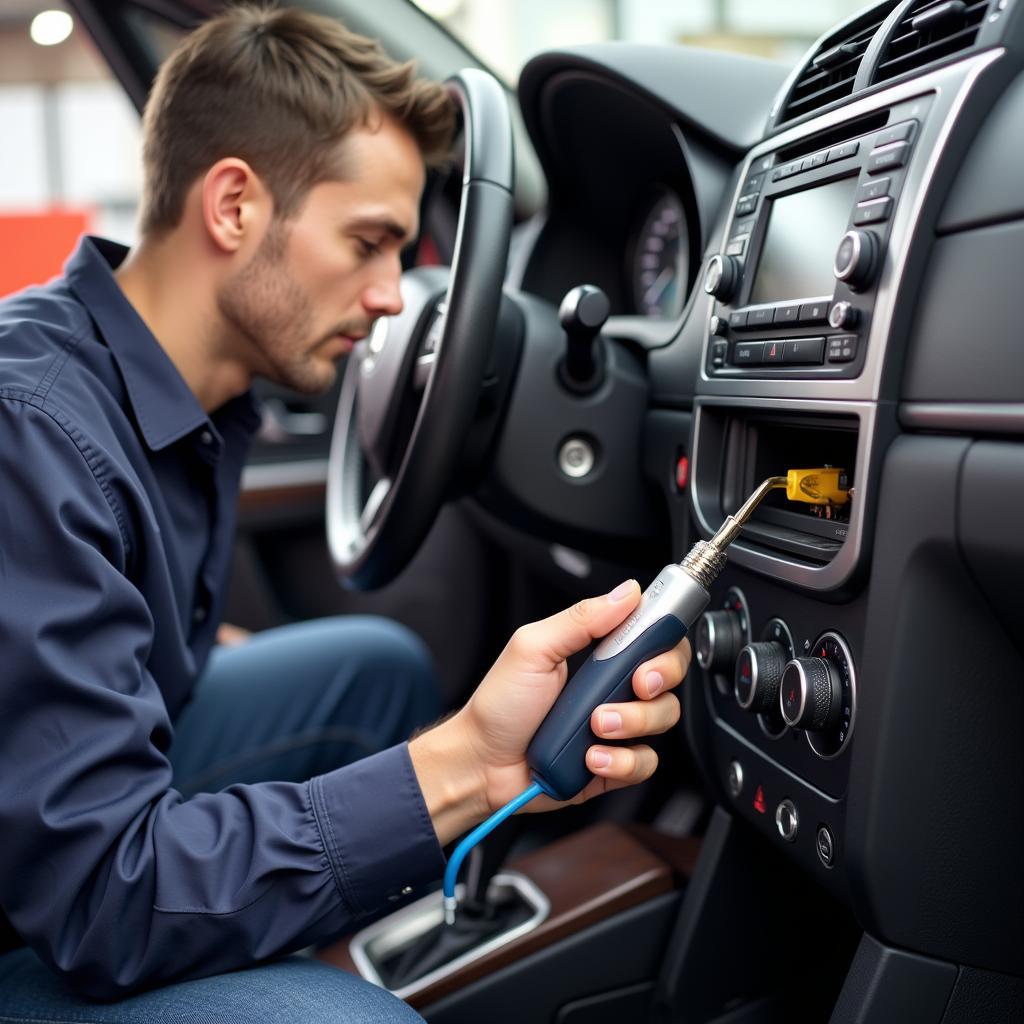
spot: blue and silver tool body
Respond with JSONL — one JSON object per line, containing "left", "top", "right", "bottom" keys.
{"left": 444, "top": 477, "right": 791, "bottom": 923}
{"left": 526, "top": 562, "right": 713, "bottom": 801}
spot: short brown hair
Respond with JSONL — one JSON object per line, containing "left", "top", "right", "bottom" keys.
{"left": 138, "top": 4, "right": 454, "bottom": 235}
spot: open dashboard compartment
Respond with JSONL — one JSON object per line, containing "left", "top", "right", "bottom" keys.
{"left": 692, "top": 404, "right": 861, "bottom": 567}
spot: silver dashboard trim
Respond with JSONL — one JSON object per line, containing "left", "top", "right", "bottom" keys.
{"left": 690, "top": 395, "right": 882, "bottom": 591}
{"left": 900, "top": 402, "right": 1024, "bottom": 433}
{"left": 349, "top": 871, "right": 550, "bottom": 1001}
{"left": 241, "top": 458, "right": 329, "bottom": 494}
{"left": 699, "top": 47, "right": 1005, "bottom": 404}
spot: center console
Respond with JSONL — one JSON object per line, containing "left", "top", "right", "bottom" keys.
{"left": 684, "top": 47, "right": 1006, "bottom": 900}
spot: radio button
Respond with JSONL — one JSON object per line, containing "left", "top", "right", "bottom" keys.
{"left": 874, "top": 120, "right": 917, "bottom": 148}
{"left": 867, "top": 142, "right": 909, "bottom": 174}
{"left": 742, "top": 170, "right": 766, "bottom": 194}
{"left": 734, "top": 341, "right": 764, "bottom": 365}
{"left": 827, "top": 335, "right": 858, "bottom": 363}
{"left": 764, "top": 340, "right": 785, "bottom": 363}
{"left": 774, "top": 303, "right": 800, "bottom": 325}
{"left": 725, "top": 236, "right": 748, "bottom": 256}
{"left": 807, "top": 151, "right": 828, "bottom": 169}
{"left": 747, "top": 307, "right": 774, "bottom": 328}
{"left": 854, "top": 197, "right": 893, "bottom": 225}
{"left": 711, "top": 341, "right": 728, "bottom": 368}
{"left": 799, "top": 301, "right": 830, "bottom": 324}
{"left": 728, "top": 309, "right": 749, "bottom": 329}
{"left": 835, "top": 229, "right": 879, "bottom": 290}
{"left": 828, "top": 301, "right": 859, "bottom": 330}
{"left": 736, "top": 194, "right": 758, "bottom": 216}
{"left": 858, "top": 177, "right": 891, "bottom": 202}
{"left": 783, "top": 337, "right": 825, "bottom": 364}
{"left": 826, "top": 140, "right": 859, "bottom": 163}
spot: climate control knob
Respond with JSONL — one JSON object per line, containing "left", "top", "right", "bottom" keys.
{"left": 695, "top": 609, "right": 745, "bottom": 674}
{"left": 834, "top": 230, "right": 878, "bottom": 291}
{"left": 780, "top": 657, "right": 842, "bottom": 731}
{"left": 703, "top": 254, "right": 741, "bottom": 303}
{"left": 735, "top": 641, "right": 787, "bottom": 714}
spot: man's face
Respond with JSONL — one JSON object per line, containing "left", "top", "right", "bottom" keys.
{"left": 218, "top": 115, "right": 425, "bottom": 395}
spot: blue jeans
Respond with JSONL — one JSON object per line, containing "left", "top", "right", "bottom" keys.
{"left": 0, "top": 616, "right": 440, "bottom": 1023}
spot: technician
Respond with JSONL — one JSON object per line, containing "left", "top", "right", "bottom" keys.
{"left": 0, "top": 7, "right": 690, "bottom": 1022}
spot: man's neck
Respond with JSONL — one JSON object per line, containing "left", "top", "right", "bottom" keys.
{"left": 115, "top": 236, "right": 253, "bottom": 414}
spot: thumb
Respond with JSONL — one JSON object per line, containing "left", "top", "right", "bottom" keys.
{"left": 528, "top": 579, "right": 642, "bottom": 665}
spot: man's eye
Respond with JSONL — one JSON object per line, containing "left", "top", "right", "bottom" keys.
{"left": 357, "top": 238, "right": 382, "bottom": 258}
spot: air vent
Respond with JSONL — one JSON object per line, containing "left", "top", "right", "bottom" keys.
{"left": 779, "top": 3, "right": 898, "bottom": 124}
{"left": 874, "top": 0, "right": 990, "bottom": 83}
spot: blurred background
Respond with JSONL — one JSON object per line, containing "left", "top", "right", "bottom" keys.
{"left": 0, "top": 0, "right": 871, "bottom": 296}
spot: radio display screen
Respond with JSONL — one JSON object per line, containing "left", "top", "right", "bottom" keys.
{"left": 748, "top": 177, "right": 859, "bottom": 304}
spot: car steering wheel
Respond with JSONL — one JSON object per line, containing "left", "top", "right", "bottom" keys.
{"left": 326, "top": 68, "right": 514, "bottom": 590}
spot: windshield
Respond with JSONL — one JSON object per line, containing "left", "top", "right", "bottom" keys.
{"left": 410, "top": 0, "right": 875, "bottom": 82}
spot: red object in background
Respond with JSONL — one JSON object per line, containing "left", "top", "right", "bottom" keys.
{"left": 0, "top": 209, "right": 93, "bottom": 298}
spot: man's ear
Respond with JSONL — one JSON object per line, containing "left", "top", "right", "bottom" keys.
{"left": 201, "top": 158, "right": 271, "bottom": 254}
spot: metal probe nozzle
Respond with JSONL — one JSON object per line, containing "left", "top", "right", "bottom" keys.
{"left": 678, "top": 476, "right": 788, "bottom": 589}
{"left": 710, "top": 475, "right": 788, "bottom": 551}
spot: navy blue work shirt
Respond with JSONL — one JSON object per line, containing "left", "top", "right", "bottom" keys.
{"left": 0, "top": 237, "right": 444, "bottom": 998}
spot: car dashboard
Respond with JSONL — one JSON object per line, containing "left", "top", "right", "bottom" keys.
{"left": 472, "top": 0, "right": 1024, "bottom": 1016}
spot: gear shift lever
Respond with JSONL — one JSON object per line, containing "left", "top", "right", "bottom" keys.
{"left": 558, "top": 284, "right": 609, "bottom": 394}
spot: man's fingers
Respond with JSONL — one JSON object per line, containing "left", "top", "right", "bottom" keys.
{"left": 509, "top": 579, "right": 641, "bottom": 667}
{"left": 632, "top": 637, "right": 692, "bottom": 699}
{"left": 585, "top": 743, "right": 658, "bottom": 786}
{"left": 592, "top": 693, "right": 681, "bottom": 739}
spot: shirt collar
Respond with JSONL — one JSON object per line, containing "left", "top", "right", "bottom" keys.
{"left": 64, "top": 236, "right": 259, "bottom": 451}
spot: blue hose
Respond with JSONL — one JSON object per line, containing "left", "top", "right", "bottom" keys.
{"left": 442, "top": 780, "right": 544, "bottom": 923}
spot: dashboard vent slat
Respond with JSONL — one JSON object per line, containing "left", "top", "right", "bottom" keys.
{"left": 777, "top": 2, "right": 900, "bottom": 125}
{"left": 873, "top": 0, "right": 990, "bottom": 84}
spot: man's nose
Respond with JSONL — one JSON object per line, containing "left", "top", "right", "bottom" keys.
{"left": 363, "top": 261, "right": 403, "bottom": 318}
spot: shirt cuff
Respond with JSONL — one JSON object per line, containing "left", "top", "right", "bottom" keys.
{"left": 309, "top": 742, "right": 446, "bottom": 918}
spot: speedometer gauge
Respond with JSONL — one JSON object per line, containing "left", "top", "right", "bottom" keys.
{"left": 632, "top": 189, "right": 689, "bottom": 319}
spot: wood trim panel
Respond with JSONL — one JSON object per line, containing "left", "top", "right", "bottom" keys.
{"left": 317, "top": 822, "right": 699, "bottom": 1008}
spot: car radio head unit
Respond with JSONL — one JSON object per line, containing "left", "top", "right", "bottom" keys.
{"left": 748, "top": 178, "right": 860, "bottom": 306}
{"left": 703, "top": 94, "right": 934, "bottom": 380}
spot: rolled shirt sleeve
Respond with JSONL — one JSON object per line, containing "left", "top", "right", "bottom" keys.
{"left": 0, "top": 397, "right": 445, "bottom": 998}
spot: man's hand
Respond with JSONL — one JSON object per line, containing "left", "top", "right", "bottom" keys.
{"left": 216, "top": 623, "right": 253, "bottom": 647}
{"left": 409, "top": 580, "right": 692, "bottom": 845}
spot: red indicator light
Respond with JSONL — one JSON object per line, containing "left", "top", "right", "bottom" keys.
{"left": 675, "top": 455, "right": 689, "bottom": 491}
{"left": 753, "top": 785, "right": 767, "bottom": 814}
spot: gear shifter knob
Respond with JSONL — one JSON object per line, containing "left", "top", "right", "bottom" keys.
{"left": 558, "top": 284, "right": 609, "bottom": 394}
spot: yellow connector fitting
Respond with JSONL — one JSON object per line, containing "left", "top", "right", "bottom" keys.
{"left": 785, "top": 468, "right": 850, "bottom": 506}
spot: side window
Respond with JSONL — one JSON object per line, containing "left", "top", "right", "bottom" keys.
{"left": 0, "top": 3, "right": 182, "bottom": 298}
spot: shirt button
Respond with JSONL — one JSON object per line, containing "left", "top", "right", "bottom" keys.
{"left": 199, "top": 430, "right": 213, "bottom": 445}
{"left": 193, "top": 605, "right": 208, "bottom": 624}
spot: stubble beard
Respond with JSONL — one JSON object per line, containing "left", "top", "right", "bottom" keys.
{"left": 218, "top": 221, "right": 341, "bottom": 396}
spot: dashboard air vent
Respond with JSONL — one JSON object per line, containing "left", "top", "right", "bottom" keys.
{"left": 874, "top": 0, "right": 990, "bottom": 83}
{"left": 778, "top": 3, "right": 898, "bottom": 124}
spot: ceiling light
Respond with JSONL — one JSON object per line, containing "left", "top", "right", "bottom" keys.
{"left": 30, "top": 10, "right": 74, "bottom": 47}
